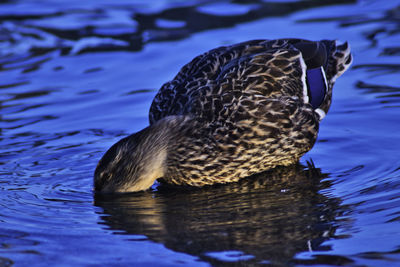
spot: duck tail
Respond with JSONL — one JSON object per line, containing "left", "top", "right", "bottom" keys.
{"left": 322, "top": 40, "right": 353, "bottom": 85}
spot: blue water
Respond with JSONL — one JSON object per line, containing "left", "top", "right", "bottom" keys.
{"left": 1, "top": 0, "right": 400, "bottom": 266}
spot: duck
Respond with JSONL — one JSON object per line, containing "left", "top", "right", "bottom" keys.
{"left": 94, "top": 38, "right": 352, "bottom": 193}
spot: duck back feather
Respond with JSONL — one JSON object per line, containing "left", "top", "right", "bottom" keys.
{"left": 149, "top": 38, "right": 352, "bottom": 124}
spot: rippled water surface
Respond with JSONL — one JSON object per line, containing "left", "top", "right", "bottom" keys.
{"left": 1, "top": 0, "right": 400, "bottom": 266}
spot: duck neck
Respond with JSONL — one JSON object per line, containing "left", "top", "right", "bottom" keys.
{"left": 123, "top": 115, "right": 189, "bottom": 192}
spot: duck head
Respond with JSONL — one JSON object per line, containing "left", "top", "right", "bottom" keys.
{"left": 94, "top": 117, "right": 184, "bottom": 193}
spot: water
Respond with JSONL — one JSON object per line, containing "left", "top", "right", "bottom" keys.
{"left": 1, "top": 0, "right": 400, "bottom": 266}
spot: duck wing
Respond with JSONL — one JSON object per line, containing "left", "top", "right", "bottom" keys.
{"left": 149, "top": 38, "right": 351, "bottom": 124}
{"left": 149, "top": 39, "right": 279, "bottom": 124}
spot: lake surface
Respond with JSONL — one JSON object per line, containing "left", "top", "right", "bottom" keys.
{"left": 1, "top": 0, "right": 400, "bottom": 266}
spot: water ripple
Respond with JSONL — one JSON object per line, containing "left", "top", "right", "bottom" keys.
{"left": 1, "top": 0, "right": 400, "bottom": 266}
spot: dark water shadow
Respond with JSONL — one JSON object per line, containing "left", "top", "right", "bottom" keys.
{"left": 134, "top": 0, "right": 356, "bottom": 44}
{"left": 0, "top": 0, "right": 356, "bottom": 56}
{"left": 95, "top": 163, "right": 351, "bottom": 266}
{"left": 354, "top": 78, "right": 400, "bottom": 106}
{"left": 0, "top": 257, "right": 13, "bottom": 267}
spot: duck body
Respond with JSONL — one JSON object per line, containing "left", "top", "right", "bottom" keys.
{"left": 94, "top": 38, "right": 352, "bottom": 193}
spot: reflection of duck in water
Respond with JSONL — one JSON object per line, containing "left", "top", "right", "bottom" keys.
{"left": 95, "top": 163, "right": 346, "bottom": 266}
{"left": 94, "top": 38, "right": 352, "bottom": 193}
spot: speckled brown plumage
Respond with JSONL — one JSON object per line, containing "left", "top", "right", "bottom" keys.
{"left": 94, "top": 38, "right": 352, "bottom": 193}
